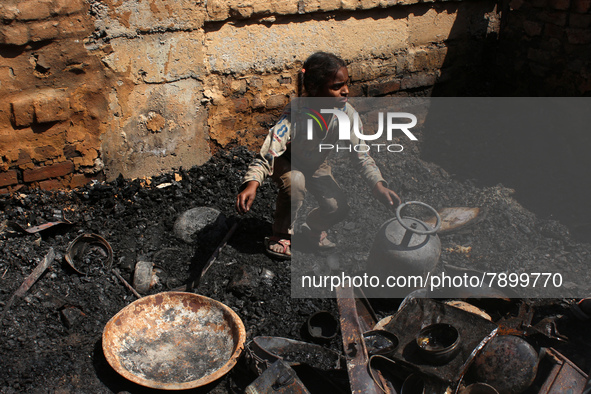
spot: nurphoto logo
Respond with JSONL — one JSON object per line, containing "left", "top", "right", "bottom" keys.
{"left": 305, "top": 108, "right": 418, "bottom": 153}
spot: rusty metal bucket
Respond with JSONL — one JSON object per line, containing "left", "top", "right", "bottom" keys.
{"left": 102, "top": 291, "right": 246, "bottom": 390}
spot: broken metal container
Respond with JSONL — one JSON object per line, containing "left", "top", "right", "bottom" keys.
{"left": 306, "top": 310, "right": 338, "bottom": 340}
{"left": 247, "top": 336, "right": 344, "bottom": 374}
{"left": 363, "top": 330, "right": 399, "bottom": 358}
{"left": 65, "top": 233, "right": 113, "bottom": 275}
{"left": 469, "top": 335, "right": 539, "bottom": 394}
{"left": 537, "top": 347, "right": 588, "bottom": 393}
{"left": 367, "top": 201, "right": 441, "bottom": 290}
{"left": 416, "top": 323, "right": 461, "bottom": 365}
{"left": 381, "top": 298, "right": 498, "bottom": 384}
{"left": 102, "top": 292, "right": 246, "bottom": 390}
{"left": 245, "top": 360, "right": 311, "bottom": 394}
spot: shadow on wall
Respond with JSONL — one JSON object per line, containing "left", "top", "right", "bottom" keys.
{"left": 421, "top": 3, "right": 591, "bottom": 242}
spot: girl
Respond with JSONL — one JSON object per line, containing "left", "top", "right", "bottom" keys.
{"left": 235, "top": 52, "right": 401, "bottom": 259}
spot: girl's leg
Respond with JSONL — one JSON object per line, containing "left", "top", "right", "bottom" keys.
{"left": 269, "top": 156, "right": 306, "bottom": 255}
{"left": 305, "top": 163, "right": 349, "bottom": 242}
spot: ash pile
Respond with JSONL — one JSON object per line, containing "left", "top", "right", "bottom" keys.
{"left": 1, "top": 146, "right": 591, "bottom": 394}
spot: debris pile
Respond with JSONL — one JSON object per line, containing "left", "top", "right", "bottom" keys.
{"left": 1, "top": 147, "right": 591, "bottom": 393}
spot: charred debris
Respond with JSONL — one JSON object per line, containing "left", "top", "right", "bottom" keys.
{"left": 1, "top": 147, "right": 591, "bottom": 393}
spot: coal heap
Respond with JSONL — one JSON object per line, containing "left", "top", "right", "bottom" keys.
{"left": 1, "top": 145, "right": 591, "bottom": 393}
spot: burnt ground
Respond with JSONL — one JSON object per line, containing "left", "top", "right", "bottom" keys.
{"left": 1, "top": 139, "right": 591, "bottom": 393}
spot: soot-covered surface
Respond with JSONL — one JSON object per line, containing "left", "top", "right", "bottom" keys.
{"left": 1, "top": 144, "right": 591, "bottom": 393}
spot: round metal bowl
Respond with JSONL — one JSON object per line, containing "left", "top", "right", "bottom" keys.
{"left": 102, "top": 292, "right": 246, "bottom": 390}
{"left": 416, "top": 323, "right": 461, "bottom": 364}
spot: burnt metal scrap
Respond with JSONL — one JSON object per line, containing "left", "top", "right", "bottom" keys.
{"left": 0, "top": 247, "right": 55, "bottom": 325}
{"left": 336, "top": 284, "right": 383, "bottom": 394}
{"left": 327, "top": 292, "right": 589, "bottom": 394}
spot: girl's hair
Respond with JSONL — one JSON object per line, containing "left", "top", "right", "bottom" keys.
{"left": 298, "top": 52, "right": 346, "bottom": 97}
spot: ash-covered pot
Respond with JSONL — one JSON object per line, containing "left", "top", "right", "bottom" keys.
{"left": 368, "top": 201, "right": 441, "bottom": 283}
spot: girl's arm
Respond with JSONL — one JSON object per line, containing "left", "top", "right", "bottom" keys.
{"left": 241, "top": 109, "right": 291, "bottom": 187}
{"left": 236, "top": 108, "right": 292, "bottom": 214}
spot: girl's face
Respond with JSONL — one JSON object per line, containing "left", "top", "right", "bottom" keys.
{"left": 318, "top": 67, "right": 349, "bottom": 102}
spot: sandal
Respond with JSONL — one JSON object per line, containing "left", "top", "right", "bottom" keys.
{"left": 301, "top": 224, "right": 336, "bottom": 249}
{"left": 316, "top": 231, "right": 336, "bottom": 249}
{"left": 264, "top": 236, "right": 292, "bottom": 260}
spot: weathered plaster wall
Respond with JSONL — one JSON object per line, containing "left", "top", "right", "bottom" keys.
{"left": 1, "top": 0, "right": 501, "bottom": 191}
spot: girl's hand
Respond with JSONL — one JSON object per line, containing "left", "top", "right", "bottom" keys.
{"left": 236, "top": 181, "right": 259, "bottom": 214}
{"left": 372, "top": 181, "right": 402, "bottom": 208}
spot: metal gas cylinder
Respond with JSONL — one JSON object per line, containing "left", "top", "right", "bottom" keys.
{"left": 368, "top": 201, "right": 441, "bottom": 280}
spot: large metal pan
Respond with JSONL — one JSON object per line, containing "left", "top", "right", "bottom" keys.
{"left": 102, "top": 291, "right": 246, "bottom": 390}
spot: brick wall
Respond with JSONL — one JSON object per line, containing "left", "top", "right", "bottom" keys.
{"left": 0, "top": 0, "right": 503, "bottom": 191}
{"left": 0, "top": 0, "right": 108, "bottom": 192}
{"left": 496, "top": 0, "right": 591, "bottom": 95}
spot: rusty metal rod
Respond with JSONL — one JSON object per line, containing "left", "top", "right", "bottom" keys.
{"left": 112, "top": 268, "right": 142, "bottom": 299}
{"left": 173, "top": 219, "right": 240, "bottom": 292}
{"left": 1, "top": 247, "right": 55, "bottom": 325}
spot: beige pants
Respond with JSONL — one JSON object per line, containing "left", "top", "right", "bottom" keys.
{"left": 271, "top": 156, "right": 350, "bottom": 236}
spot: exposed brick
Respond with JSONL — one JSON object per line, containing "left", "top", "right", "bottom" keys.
{"left": 523, "top": 20, "right": 543, "bottom": 36}
{"left": 266, "top": 94, "right": 287, "bottom": 109}
{"left": 539, "top": 11, "right": 567, "bottom": 26}
{"left": 70, "top": 174, "right": 95, "bottom": 189}
{"left": 39, "top": 179, "right": 64, "bottom": 191}
{"left": 29, "top": 20, "right": 59, "bottom": 42}
{"left": 57, "top": 16, "right": 91, "bottom": 37}
{"left": 349, "top": 62, "right": 378, "bottom": 82}
{"left": 348, "top": 85, "right": 365, "bottom": 97}
{"left": 34, "top": 91, "right": 71, "bottom": 124}
{"left": 271, "top": 1, "right": 298, "bottom": 14}
{"left": 0, "top": 23, "right": 30, "bottom": 45}
{"left": 527, "top": 48, "right": 552, "bottom": 63}
{"left": 230, "top": 79, "right": 247, "bottom": 94}
{"left": 360, "top": 0, "right": 380, "bottom": 9}
{"left": 368, "top": 80, "right": 401, "bottom": 96}
{"left": 301, "top": 0, "right": 340, "bottom": 13}
{"left": 529, "top": 0, "right": 547, "bottom": 7}
{"left": 0, "top": 4, "right": 19, "bottom": 20}
{"left": 252, "top": 94, "right": 265, "bottom": 109}
{"left": 573, "top": 0, "right": 591, "bottom": 12}
{"left": 229, "top": 5, "right": 253, "bottom": 19}
{"left": 16, "top": 0, "right": 52, "bottom": 21}
{"left": 14, "top": 150, "right": 32, "bottom": 168}
{"left": 11, "top": 95, "right": 35, "bottom": 127}
{"left": 544, "top": 23, "right": 565, "bottom": 38}
{"left": 52, "top": 0, "right": 86, "bottom": 16}
{"left": 570, "top": 14, "right": 591, "bottom": 28}
{"left": 340, "top": 0, "right": 358, "bottom": 10}
{"left": 401, "top": 73, "right": 437, "bottom": 90}
{"left": 249, "top": 77, "right": 263, "bottom": 90}
{"left": 567, "top": 28, "right": 591, "bottom": 44}
{"left": 23, "top": 161, "right": 74, "bottom": 183}
{"left": 232, "top": 97, "right": 249, "bottom": 113}
{"left": 0, "top": 170, "right": 18, "bottom": 187}
{"left": 206, "top": 0, "right": 229, "bottom": 21}
{"left": 549, "top": 0, "right": 570, "bottom": 9}
{"left": 0, "top": 183, "right": 25, "bottom": 194}
{"left": 410, "top": 51, "right": 429, "bottom": 72}
{"left": 540, "top": 37, "right": 562, "bottom": 52}
{"left": 34, "top": 145, "right": 59, "bottom": 159}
